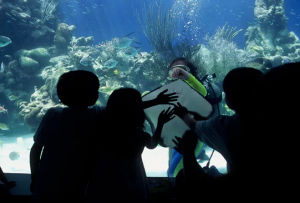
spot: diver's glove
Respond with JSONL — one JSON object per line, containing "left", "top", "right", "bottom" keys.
{"left": 155, "top": 89, "right": 178, "bottom": 106}
{"left": 173, "top": 102, "right": 189, "bottom": 119}
{"left": 171, "top": 68, "right": 190, "bottom": 80}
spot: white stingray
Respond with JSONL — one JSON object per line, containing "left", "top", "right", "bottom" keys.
{"left": 142, "top": 79, "right": 213, "bottom": 148}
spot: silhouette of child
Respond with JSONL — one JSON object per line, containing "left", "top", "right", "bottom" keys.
{"left": 30, "top": 70, "right": 177, "bottom": 203}
{"left": 87, "top": 88, "right": 175, "bottom": 203}
{"left": 173, "top": 67, "right": 263, "bottom": 173}
{"left": 0, "top": 166, "right": 16, "bottom": 197}
{"left": 30, "top": 70, "right": 100, "bottom": 203}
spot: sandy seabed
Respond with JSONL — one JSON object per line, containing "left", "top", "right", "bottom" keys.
{"left": 0, "top": 134, "right": 227, "bottom": 176}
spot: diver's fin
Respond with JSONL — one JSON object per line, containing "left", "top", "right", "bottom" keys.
{"left": 124, "top": 32, "right": 135, "bottom": 37}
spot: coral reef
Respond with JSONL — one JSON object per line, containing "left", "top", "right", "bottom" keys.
{"left": 18, "top": 85, "right": 64, "bottom": 131}
{"left": 0, "top": 0, "right": 58, "bottom": 51}
{"left": 54, "top": 23, "right": 76, "bottom": 51}
{"left": 245, "top": 0, "right": 300, "bottom": 66}
{"left": 16, "top": 48, "right": 50, "bottom": 74}
{"left": 3, "top": 0, "right": 300, "bottom": 134}
{"left": 181, "top": 23, "right": 257, "bottom": 82}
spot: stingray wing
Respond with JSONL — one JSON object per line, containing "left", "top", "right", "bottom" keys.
{"left": 142, "top": 79, "right": 213, "bottom": 148}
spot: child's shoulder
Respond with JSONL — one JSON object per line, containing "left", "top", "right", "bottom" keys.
{"left": 42, "top": 107, "right": 67, "bottom": 120}
{"left": 45, "top": 106, "right": 65, "bottom": 115}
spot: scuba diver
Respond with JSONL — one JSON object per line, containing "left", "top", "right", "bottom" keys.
{"left": 165, "top": 57, "right": 223, "bottom": 177}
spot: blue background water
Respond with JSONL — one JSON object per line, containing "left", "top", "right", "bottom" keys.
{"left": 58, "top": 0, "right": 300, "bottom": 52}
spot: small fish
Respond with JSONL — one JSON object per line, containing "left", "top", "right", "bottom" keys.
{"left": 0, "top": 123, "right": 9, "bottom": 130}
{"left": 114, "top": 37, "right": 135, "bottom": 49}
{"left": 104, "top": 59, "right": 119, "bottom": 69}
{"left": 0, "top": 36, "right": 12, "bottom": 48}
{"left": 1, "top": 62, "right": 5, "bottom": 73}
{"left": 123, "top": 47, "right": 139, "bottom": 57}
{"left": 114, "top": 70, "right": 118, "bottom": 75}
{"left": 0, "top": 140, "right": 3, "bottom": 151}
{"left": 80, "top": 53, "right": 98, "bottom": 66}
{"left": 9, "top": 95, "right": 18, "bottom": 101}
{"left": 24, "top": 109, "right": 30, "bottom": 113}
{"left": 9, "top": 151, "right": 20, "bottom": 161}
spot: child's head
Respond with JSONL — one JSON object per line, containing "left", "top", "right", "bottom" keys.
{"left": 105, "top": 88, "right": 145, "bottom": 130}
{"left": 223, "top": 67, "right": 263, "bottom": 114}
{"left": 57, "top": 70, "right": 100, "bottom": 108}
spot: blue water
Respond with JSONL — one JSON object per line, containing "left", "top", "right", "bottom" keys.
{"left": 57, "top": 0, "right": 300, "bottom": 52}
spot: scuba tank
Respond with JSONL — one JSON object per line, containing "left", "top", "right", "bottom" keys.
{"left": 199, "top": 73, "right": 223, "bottom": 117}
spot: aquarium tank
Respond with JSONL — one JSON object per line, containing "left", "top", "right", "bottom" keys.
{"left": 0, "top": 0, "right": 299, "bottom": 177}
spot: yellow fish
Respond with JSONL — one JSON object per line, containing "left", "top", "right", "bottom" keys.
{"left": 0, "top": 123, "right": 9, "bottom": 130}
{"left": 114, "top": 70, "right": 118, "bottom": 75}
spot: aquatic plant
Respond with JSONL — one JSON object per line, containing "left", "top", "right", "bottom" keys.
{"left": 213, "top": 22, "right": 243, "bottom": 42}
{"left": 96, "top": 39, "right": 116, "bottom": 58}
{"left": 198, "top": 23, "right": 256, "bottom": 82}
{"left": 40, "top": 0, "right": 59, "bottom": 24}
{"left": 135, "top": 0, "right": 180, "bottom": 62}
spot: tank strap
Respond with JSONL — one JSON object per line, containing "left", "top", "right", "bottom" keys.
{"left": 205, "top": 95, "right": 223, "bottom": 105}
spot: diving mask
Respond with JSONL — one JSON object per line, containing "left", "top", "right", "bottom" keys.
{"left": 167, "top": 65, "right": 190, "bottom": 80}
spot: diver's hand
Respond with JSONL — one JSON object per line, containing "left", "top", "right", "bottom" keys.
{"left": 173, "top": 130, "right": 198, "bottom": 155}
{"left": 155, "top": 89, "right": 178, "bottom": 105}
{"left": 188, "top": 111, "right": 209, "bottom": 121}
{"left": 157, "top": 107, "right": 175, "bottom": 126}
{"left": 173, "top": 102, "right": 189, "bottom": 119}
{"left": 171, "top": 68, "right": 190, "bottom": 80}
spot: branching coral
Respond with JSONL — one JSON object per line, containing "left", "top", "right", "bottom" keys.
{"left": 135, "top": 0, "right": 180, "bottom": 62}
{"left": 198, "top": 23, "right": 256, "bottom": 82}
{"left": 213, "top": 22, "right": 243, "bottom": 42}
{"left": 96, "top": 39, "right": 117, "bottom": 59}
{"left": 40, "top": 0, "right": 59, "bottom": 24}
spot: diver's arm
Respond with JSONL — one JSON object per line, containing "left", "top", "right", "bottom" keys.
{"left": 30, "top": 143, "right": 43, "bottom": 181}
{"left": 184, "top": 74, "right": 207, "bottom": 97}
{"left": 181, "top": 115, "right": 197, "bottom": 131}
{"left": 188, "top": 111, "right": 209, "bottom": 121}
{"left": 146, "top": 124, "right": 163, "bottom": 149}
